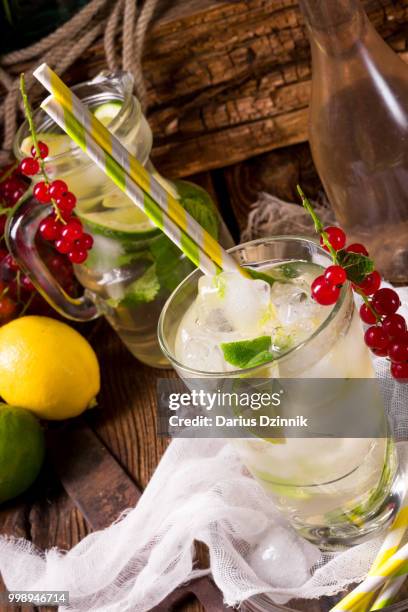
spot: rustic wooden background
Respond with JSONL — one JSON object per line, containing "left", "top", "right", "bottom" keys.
{"left": 1, "top": 0, "right": 408, "bottom": 610}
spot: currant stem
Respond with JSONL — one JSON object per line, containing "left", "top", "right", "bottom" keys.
{"left": 19, "top": 291, "right": 35, "bottom": 316}
{"left": 357, "top": 288, "right": 381, "bottom": 323}
{"left": 296, "top": 185, "right": 339, "bottom": 263}
{"left": 19, "top": 74, "right": 65, "bottom": 225}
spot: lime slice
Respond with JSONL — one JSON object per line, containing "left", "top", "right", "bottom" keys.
{"left": 21, "top": 133, "right": 73, "bottom": 158}
{"left": 221, "top": 336, "right": 273, "bottom": 369}
{"left": 93, "top": 101, "right": 122, "bottom": 126}
{"left": 78, "top": 206, "right": 158, "bottom": 238}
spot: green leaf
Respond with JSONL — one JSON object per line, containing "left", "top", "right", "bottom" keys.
{"left": 150, "top": 234, "right": 194, "bottom": 293}
{"left": 221, "top": 335, "right": 273, "bottom": 369}
{"left": 336, "top": 249, "right": 375, "bottom": 284}
{"left": 121, "top": 263, "right": 160, "bottom": 306}
{"left": 247, "top": 267, "right": 291, "bottom": 286}
{"left": 174, "top": 180, "right": 219, "bottom": 239}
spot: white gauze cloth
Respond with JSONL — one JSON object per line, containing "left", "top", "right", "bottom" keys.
{"left": 0, "top": 199, "right": 407, "bottom": 611}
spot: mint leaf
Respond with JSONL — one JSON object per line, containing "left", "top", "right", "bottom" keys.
{"left": 336, "top": 249, "right": 374, "bottom": 284}
{"left": 121, "top": 263, "right": 160, "bottom": 306}
{"left": 174, "top": 180, "right": 219, "bottom": 239}
{"left": 247, "top": 268, "right": 291, "bottom": 286}
{"left": 150, "top": 234, "right": 194, "bottom": 293}
{"left": 221, "top": 336, "right": 273, "bottom": 369}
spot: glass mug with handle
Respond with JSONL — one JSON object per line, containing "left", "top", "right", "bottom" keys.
{"left": 7, "top": 71, "right": 233, "bottom": 368}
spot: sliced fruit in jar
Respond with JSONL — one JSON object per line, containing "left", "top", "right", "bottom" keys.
{"left": 20, "top": 102, "right": 122, "bottom": 159}
{"left": 93, "top": 101, "right": 122, "bottom": 126}
{"left": 78, "top": 205, "right": 158, "bottom": 238}
{"left": 21, "top": 133, "right": 73, "bottom": 158}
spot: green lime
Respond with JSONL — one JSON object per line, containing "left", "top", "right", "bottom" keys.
{"left": 0, "top": 403, "right": 45, "bottom": 503}
{"left": 78, "top": 206, "right": 159, "bottom": 240}
{"left": 93, "top": 101, "right": 122, "bottom": 126}
{"left": 221, "top": 336, "right": 273, "bottom": 369}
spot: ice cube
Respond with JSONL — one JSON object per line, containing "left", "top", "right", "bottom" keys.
{"left": 249, "top": 525, "right": 321, "bottom": 587}
{"left": 177, "top": 336, "right": 225, "bottom": 372}
{"left": 222, "top": 273, "right": 271, "bottom": 333}
{"left": 270, "top": 282, "right": 316, "bottom": 325}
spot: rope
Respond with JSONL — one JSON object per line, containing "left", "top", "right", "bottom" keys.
{"left": 0, "top": 0, "right": 159, "bottom": 154}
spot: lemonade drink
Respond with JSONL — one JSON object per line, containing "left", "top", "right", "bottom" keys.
{"left": 159, "top": 237, "right": 401, "bottom": 548}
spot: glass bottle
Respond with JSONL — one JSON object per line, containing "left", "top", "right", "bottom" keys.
{"left": 8, "top": 72, "right": 233, "bottom": 368}
{"left": 299, "top": 0, "right": 408, "bottom": 281}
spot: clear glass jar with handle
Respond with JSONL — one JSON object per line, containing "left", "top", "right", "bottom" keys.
{"left": 8, "top": 71, "right": 232, "bottom": 368}
{"left": 299, "top": 0, "right": 408, "bottom": 282}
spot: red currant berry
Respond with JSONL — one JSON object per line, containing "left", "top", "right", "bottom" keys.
{"left": 356, "top": 270, "right": 381, "bottom": 296}
{"left": 61, "top": 219, "right": 83, "bottom": 242}
{"left": 382, "top": 314, "right": 407, "bottom": 340}
{"left": 49, "top": 180, "right": 68, "bottom": 199}
{"left": 320, "top": 227, "right": 346, "bottom": 252}
{"left": 346, "top": 243, "right": 369, "bottom": 256}
{"left": 39, "top": 216, "right": 63, "bottom": 241}
{"left": 21, "top": 275, "right": 35, "bottom": 292}
{"left": 372, "top": 288, "right": 401, "bottom": 316}
{"left": 56, "top": 191, "right": 76, "bottom": 209}
{"left": 30, "top": 141, "right": 49, "bottom": 159}
{"left": 33, "top": 181, "right": 51, "bottom": 204}
{"left": 68, "top": 249, "right": 87, "bottom": 264}
{"left": 364, "top": 325, "right": 389, "bottom": 350}
{"left": 388, "top": 341, "right": 408, "bottom": 363}
{"left": 311, "top": 275, "right": 340, "bottom": 305}
{"left": 55, "top": 192, "right": 76, "bottom": 216}
{"left": 391, "top": 361, "right": 408, "bottom": 381}
{"left": 359, "top": 303, "right": 378, "bottom": 325}
{"left": 4, "top": 254, "right": 19, "bottom": 272}
{"left": 19, "top": 157, "right": 40, "bottom": 176}
{"left": 324, "top": 265, "right": 347, "bottom": 286}
{"left": 372, "top": 347, "right": 389, "bottom": 357}
{"left": 0, "top": 177, "right": 21, "bottom": 197}
{"left": 0, "top": 215, "right": 6, "bottom": 234}
{"left": 0, "top": 295, "right": 16, "bottom": 320}
{"left": 55, "top": 238, "right": 72, "bottom": 254}
{"left": 47, "top": 254, "right": 73, "bottom": 277}
{"left": 8, "top": 186, "right": 27, "bottom": 206}
{"left": 75, "top": 233, "right": 93, "bottom": 251}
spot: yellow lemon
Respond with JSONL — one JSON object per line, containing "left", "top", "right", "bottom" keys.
{"left": 0, "top": 316, "right": 100, "bottom": 420}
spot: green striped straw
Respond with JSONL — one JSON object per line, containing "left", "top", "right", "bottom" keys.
{"left": 34, "top": 63, "right": 247, "bottom": 278}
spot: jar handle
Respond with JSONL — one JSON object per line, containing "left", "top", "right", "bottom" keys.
{"left": 6, "top": 196, "right": 99, "bottom": 321}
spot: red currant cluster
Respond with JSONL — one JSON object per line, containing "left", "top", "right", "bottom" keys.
{"left": 311, "top": 228, "right": 368, "bottom": 305}
{"left": 0, "top": 164, "right": 76, "bottom": 324}
{"left": 0, "top": 164, "right": 28, "bottom": 212}
{"left": 309, "top": 224, "right": 407, "bottom": 382}
{"left": 19, "top": 143, "right": 93, "bottom": 264}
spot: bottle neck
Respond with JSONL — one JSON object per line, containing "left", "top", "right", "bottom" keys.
{"left": 299, "top": 0, "right": 366, "bottom": 56}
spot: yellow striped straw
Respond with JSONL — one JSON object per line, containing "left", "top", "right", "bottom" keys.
{"left": 369, "top": 575, "right": 405, "bottom": 610}
{"left": 41, "top": 95, "right": 219, "bottom": 275}
{"left": 330, "top": 540, "right": 408, "bottom": 611}
{"left": 331, "top": 504, "right": 408, "bottom": 612}
{"left": 369, "top": 492, "right": 408, "bottom": 611}
{"left": 33, "top": 63, "right": 247, "bottom": 278}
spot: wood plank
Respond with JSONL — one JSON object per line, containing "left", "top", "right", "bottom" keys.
{"left": 223, "top": 142, "right": 322, "bottom": 232}
{"left": 47, "top": 422, "right": 142, "bottom": 531}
